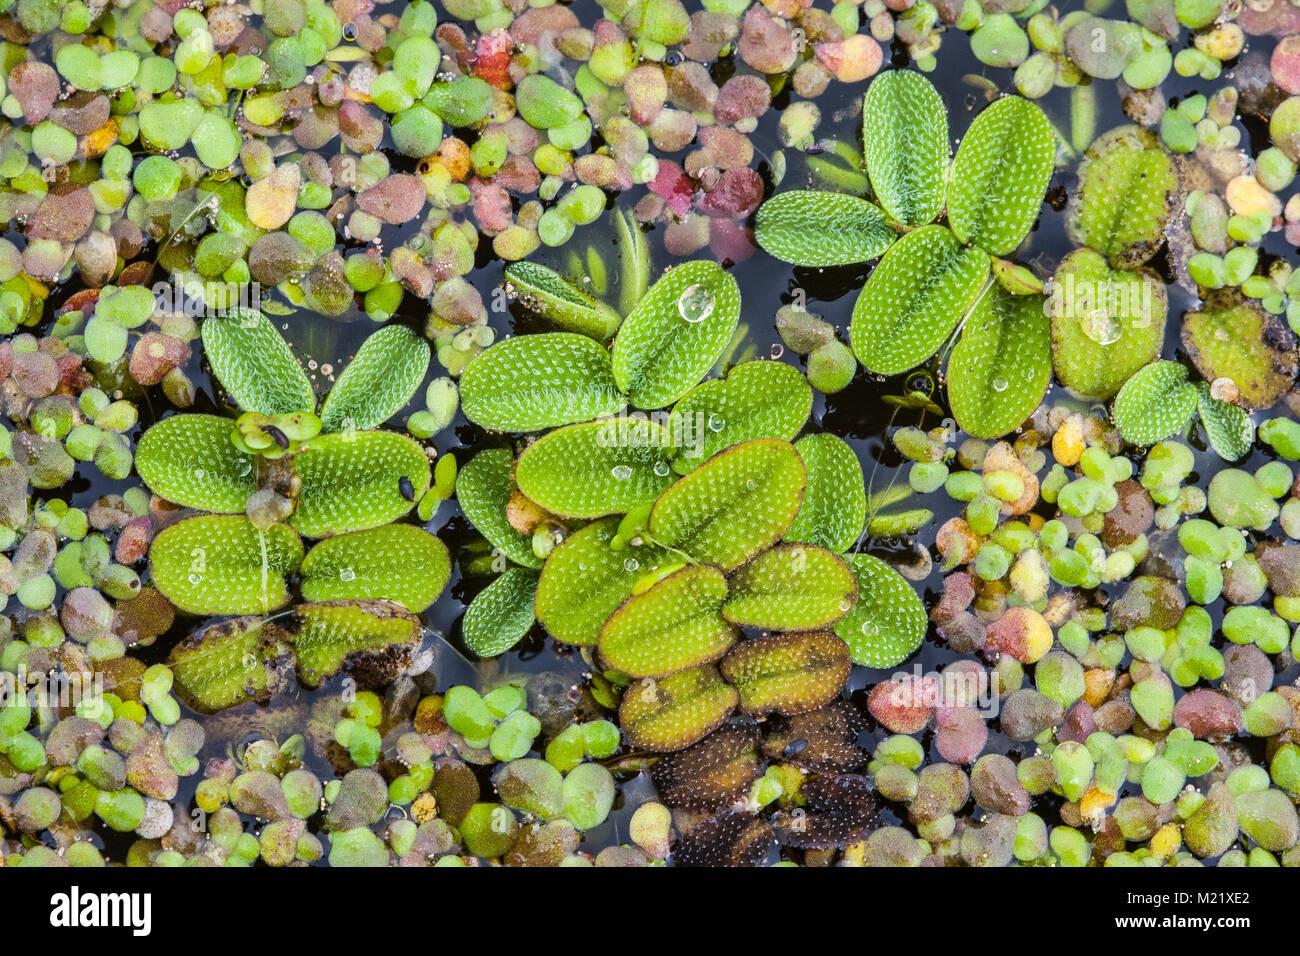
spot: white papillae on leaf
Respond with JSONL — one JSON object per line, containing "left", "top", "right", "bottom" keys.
{"left": 1112, "top": 360, "right": 1199, "bottom": 446}
{"left": 833, "top": 553, "right": 928, "bottom": 668}
{"left": 201, "top": 309, "right": 315, "bottom": 415}
{"left": 598, "top": 565, "right": 736, "bottom": 679}
{"left": 504, "top": 261, "right": 622, "bottom": 340}
{"left": 456, "top": 448, "right": 543, "bottom": 570}
{"left": 722, "top": 544, "right": 857, "bottom": 631}
{"left": 319, "top": 324, "right": 430, "bottom": 432}
{"left": 616, "top": 207, "right": 652, "bottom": 318}
{"left": 460, "top": 332, "right": 624, "bottom": 432}
{"left": 135, "top": 413, "right": 257, "bottom": 513}
{"left": 301, "top": 525, "right": 451, "bottom": 611}
{"left": 462, "top": 567, "right": 539, "bottom": 658}
{"left": 948, "top": 284, "right": 1051, "bottom": 439}
{"left": 947, "top": 95, "right": 1055, "bottom": 257}
{"left": 862, "top": 69, "right": 949, "bottom": 227}
{"left": 514, "top": 418, "right": 676, "bottom": 518}
{"left": 289, "top": 601, "right": 421, "bottom": 687}
{"left": 754, "top": 190, "right": 896, "bottom": 266}
{"left": 612, "top": 260, "right": 741, "bottom": 409}
{"left": 648, "top": 438, "right": 806, "bottom": 571}
{"left": 1195, "top": 384, "right": 1255, "bottom": 462}
{"left": 149, "top": 515, "right": 303, "bottom": 616}
{"left": 849, "top": 224, "right": 989, "bottom": 375}
{"left": 618, "top": 664, "right": 738, "bottom": 752}
{"left": 290, "top": 431, "right": 429, "bottom": 538}
{"left": 785, "top": 433, "right": 867, "bottom": 554}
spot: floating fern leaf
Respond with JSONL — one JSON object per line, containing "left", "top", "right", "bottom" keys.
{"left": 462, "top": 567, "right": 539, "bottom": 658}
{"left": 722, "top": 544, "right": 857, "bottom": 631}
{"left": 833, "top": 554, "right": 927, "bottom": 668}
{"left": 201, "top": 309, "right": 315, "bottom": 415}
{"left": 754, "top": 191, "right": 896, "bottom": 267}
{"left": 290, "top": 431, "right": 429, "bottom": 538}
{"left": 1195, "top": 383, "right": 1254, "bottom": 462}
{"left": 1182, "top": 292, "right": 1299, "bottom": 410}
{"left": 1112, "top": 360, "right": 1199, "bottom": 446}
{"left": 149, "top": 515, "right": 303, "bottom": 616}
{"left": 300, "top": 525, "right": 451, "bottom": 612}
{"left": 135, "top": 414, "right": 256, "bottom": 513}
{"left": 785, "top": 434, "right": 866, "bottom": 554}
{"left": 862, "top": 69, "right": 949, "bottom": 227}
{"left": 505, "top": 261, "right": 622, "bottom": 340}
{"left": 615, "top": 207, "right": 652, "bottom": 318}
{"left": 319, "top": 325, "right": 430, "bottom": 432}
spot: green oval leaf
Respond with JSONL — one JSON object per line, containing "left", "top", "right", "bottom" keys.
{"left": 722, "top": 544, "right": 857, "bottom": 631}
{"left": 720, "top": 631, "right": 851, "bottom": 716}
{"left": 669, "top": 360, "right": 813, "bottom": 471}
{"left": 536, "top": 517, "right": 671, "bottom": 647}
{"left": 201, "top": 310, "right": 315, "bottom": 415}
{"left": 618, "top": 665, "right": 738, "bottom": 752}
{"left": 1182, "top": 292, "right": 1299, "bottom": 409}
{"left": 1067, "top": 125, "right": 1177, "bottom": 268}
{"left": 948, "top": 284, "right": 1051, "bottom": 439}
{"left": 612, "top": 260, "right": 741, "bottom": 410}
{"left": 455, "top": 448, "right": 543, "bottom": 570}
{"left": 462, "top": 567, "right": 539, "bottom": 658}
{"left": 648, "top": 438, "right": 806, "bottom": 572}
{"left": 615, "top": 207, "right": 651, "bottom": 318}
{"left": 862, "top": 69, "right": 949, "bottom": 227}
{"left": 290, "top": 431, "right": 430, "bottom": 538}
{"left": 598, "top": 565, "right": 736, "bottom": 679}
{"left": 785, "top": 433, "right": 866, "bottom": 554}
{"left": 1048, "top": 249, "right": 1167, "bottom": 401}
{"left": 1112, "top": 360, "right": 1199, "bottom": 446}
{"left": 290, "top": 601, "right": 422, "bottom": 688}
{"left": 754, "top": 191, "right": 895, "bottom": 267}
{"left": 301, "top": 525, "right": 451, "bottom": 612}
{"left": 505, "top": 261, "right": 622, "bottom": 340}
{"left": 169, "top": 617, "right": 290, "bottom": 713}
{"left": 947, "top": 95, "right": 1055, "bottom": 256}
{"left": 319, "top": 325, "right": 431, "bottom": 432}
{"left": 515, "top": 419, "right": 677, "bottom": 519}
{"left": 460, "top": 332, "right": 624, "bottom": 432}
{"left": 1195, "top": 383, "right": 1254, "bottom": 463}
{"left": 136, "top": 414, "right": 257, "bottom": 513}
{"left": 149, "top": 515, "right": 303, "bottom": 616}
{"left": 833, "top": 553, "right": 927, "bottom": 667}
{"left": 849, "top": 225, "right": 990, "bottom": 375}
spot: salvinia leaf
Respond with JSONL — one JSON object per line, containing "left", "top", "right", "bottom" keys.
{"left": 149, "top": 515, "right": 303, "bottom": 616}
{"left": 459, "top": 332, "right": 624, "bottom": 432}
{"left": 1195, "top": 383, "right": 1254, "bottom": 462}
{"left": 515, "top": 418, "right": 677, "bottom": 519}
{"left": 618, "top": 664, "right": 738, "bottom": 752}
{"left": 598, "top": 565, "right": 736, "bottom": 679}
{"left": 1182, "top": 292, "right": 1299, "bottom": 409}
{"left": 849, "top": 225, "right": 990, "bottom": 375}
{"left": 201, "top": 309, "right": 315, "bottom": 415}
{"left": 833, "top": 553, "right": 927, "bottom": 668}
{"left": 615, "top": 207, "right": 652, "bottom": 318}
{"left": 461, "top": 566, "right": 539, "bottom": 658}
{"left": 504, "top": 261, "right": 622, "bottom": 340}
{"left": 319, "top": 324, "right": 430, "bottom": 432}
{"left": 135, "top": 413, "right": 257, "bottom": 513}
{"left": 612, "top": 260, "right": 741, "bottom": 410}
{"left": 668, "top": 360, "right": 813, "bottom": 471}
{"left": 1111, "top": 360, "right": 1199, "bottom": 446}
{"left": 290, "top": 431, "right": 430, "bottom": 538}
{"left": 720, "top": 631, "right": 851, "bottom": 717}
{"left": 300, "top": 525, "right": 451, "bottom": 612}
{"left": 947, "top": 95, "right": 1055, "bottom": 256}
{"left": 754, "top": 191, "right": 896, "bottom": 267}
{"left": 289, "top": 601, "right": 422, "bottom": 688}
{"left": 785, "top": 433, "right": 866, "bottom": 554}
{"left": 169, "top": 617, "right": 290, "bottom": 713}
{"left": 722, "top": 544, "right": 857, "bottom": 631}
{"left": 455, "top": 447, "right": 543, "bottom": 570}
{"left": 647, "top": 438, "right": 806, "bottom": 571}
{"left": 947, "top": 284, "right": 1051, "bottom": 439}
{"left": 861, "top": 69, "right": 949, "bottom": 227}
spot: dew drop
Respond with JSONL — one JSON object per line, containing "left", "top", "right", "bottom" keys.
{"left": 1079, "top": 308, "right": 1121, "bottom": 346}
{"left": 339, "top": 567, "right": 356, "bottom": 582}
{"left": 677, "top": 283, "right": 715, "bottom": 324}
{"left": 652, "top": 460, "right": 671, "bottom": 477}
{"left": 611, "top": 464, "right": 634, "bottom": 480}
{"left": 707, "top": 414, "right": 725, "bottom": 432}
{"left": 624, "top": 558, "right": 640, "bottom": 572}
{"left": 860, "top": 620, "right": 879, "bottom": 637}
{"left": 991, "top": 377, "right": 1009, "bottom": 393}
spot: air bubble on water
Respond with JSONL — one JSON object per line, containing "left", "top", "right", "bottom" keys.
{"left": 624, "top": 558, "right": 640, "bottom": 572}
{"left": 770, "top": 343, "right": 785, "bottom": 360}
{"left": 653, "top": 460, "right": 671, "bottom": 477}
{"left": 611, "top": 464, "right": 634, "bottom": 480}
{"left": 1080, "top": 309, "right": 1121, "bottom": 346}
{"left": 677, "top": 283, "right": 715, "bottom": 324}
{"left": 992, "top": 377, "right": 1009, "bottom": 393}
{"left": 339, "top": 567, "right": 356, "bottom": 582}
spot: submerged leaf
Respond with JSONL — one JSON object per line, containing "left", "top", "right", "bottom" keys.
{"left": 612, "top": 260, "right": 741, "bottom": 409}
{"left": 619, "top": 664, "right": 739, "bottom": 752}
{"left": 290, "top": 601, "right": 421, "bottom": 688}
{"left": 514, "top": 419, "right": 676, "bottom": 519}
{"left": 720, "top": 631, "right": 851, "bottom": 716}
{"left": 849, "top": 225, "right": 989, "bottom": 375}
{"left": 136, "top": 414, "right": 256, "bottom": 513}
{"left": 785, "top": 434, "right": 866, "bottom": 554}
{"left": 948, "top": 285, "right": 1051, "bottom": 439}
{"left": 536, "top": 517, "right": 671, "bottom": 647}
{"left": 1112, "top": 360, "right": 1199, "bottom": 446}
{"left": 862, "top": 69, "right": 949, "bottom": 227}
{"left": 833, "top": 554, "right": 927, "bottom": 667}
{"left": 669, "top": 360, "right": 813, "bottom": 470}
{"left": 754, "top": 191, "right": 895, "bottom": 267}
{"left": 722, "top": 544, "right": 857, "bottom": 631}
{"left": 1049, "top": 249, "right": 1166, "bottom": 400}
{"left": 456, "top": 448, "right": 543, "bottom": 571}
{"left": 460, "top": 332, "right": 624, "bottom": 432}
{"left": 599, "top": 565, "right": 736, "bottom": 678}
{"left": 1195, "top": 383, "right": 1254, "bottom": 462}
{"left": 648, "top": 438, "right": 806, "bottom": 571}
{"left": 149, "top": 515, "right": 303, "bottom": 615}
{"left": 291, "top": 431, "right": 430, "bottom": 538}
{"left": 1182, "top": 292, "right": 1299, "bottom": 409}
{"left": 319, "top": 325, "right": 431, "bottom": 432}
{"left": 301, "top": 525, "right": 451, "bottom": 612}
{"left": 462, "top": 567, "right": 539, "bottom": 658}
{"left": 201, "top": 310, "right": 315, "bottom": 415}
{"left": 505, "top": 261, "right": 622, "bottom": 340}
{"left": 615, "top": 207, "right": 652, "bottom": 318}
